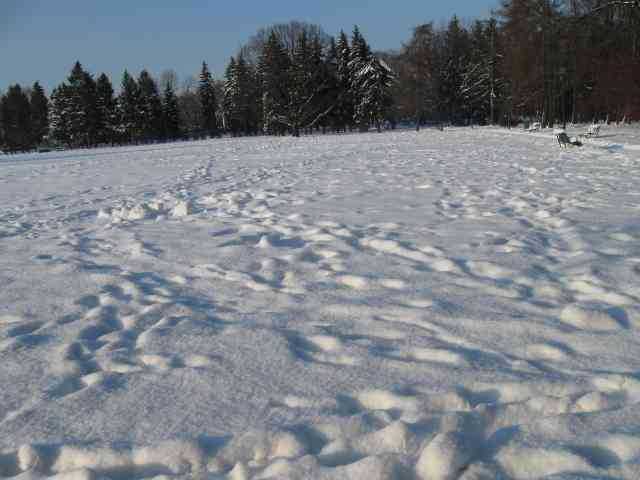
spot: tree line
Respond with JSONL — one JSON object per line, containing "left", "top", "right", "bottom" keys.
{"left": 223, "top": 24, "right": 393, "bottom": 137}
{"left": 390, "top": 0, "right": 640, "bottom": 128}
{"left": 1, "top": 1, "right": 639, "bottom": 152}
{"left": 0, "top": 23, "right": 393, "bottom": 152}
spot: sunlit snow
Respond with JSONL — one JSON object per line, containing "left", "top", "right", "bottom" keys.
{"left": 1, "top": 126, "right": 640, "bottom": 479}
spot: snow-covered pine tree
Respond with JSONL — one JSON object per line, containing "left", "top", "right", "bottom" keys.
{"left": 323, "top": 37, "right": 340, "bottom": 132}
{"left": 30, "top": 82, "right": 49, "bottom": 146}
{"left": 439, "top": 16, "right": 470, "bottom": 124}
{"left": 252, "top": 66, "right": 264, "bottom": 136}
{"left": 223, "top": 57, "right": 240, "bottom": 136}
{"left": 95, "top": 73, "right": 117, "bottom": 145}
{"left": 287, "top": 29, "right": 313, "bottom": 136}
{"left": 66, "top": 62, "right": 85, "bottom": 145}
{"left": 354, "top": 56, "right": 395, "bottom": 132}
{"left": 199, "top": 62, "right": 219, "bottom": 137}
{"left": 459, "top": 18, "right": 501, "bottom": 125}
{"left": 49, "top": 84, "right": 74, "bottom": 147}
{"left": 138, "top": 70, "right": 164, "bottom": 142}
{"left": 243, "top": 56, "right": 263, "bottom": 135}
{"left": 267, "top": 31, "right": 335, "bottom": 136}
{"left": 349, "top": 26, "right": 373, "bottom": 131}
{"left": 258, "top": 32, "right": 291, "bottom": 135}
{"left": 310, "top": 34, "right": 334, "bottom": 134}
{"left": 223, "top": 55, "right": 254, "bottom": 136}
{"left": 66, "top": 62, "right": 98, "bottom": 146}
{"left": 81, "top": 68, "right": 98, "bottom": 145}
{"left": 335, "top": 31, "right": 354, "bottom": 132}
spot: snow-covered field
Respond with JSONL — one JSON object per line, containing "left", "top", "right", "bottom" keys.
{"left": 1, "top": 127, "right": 640, "bottom": 479}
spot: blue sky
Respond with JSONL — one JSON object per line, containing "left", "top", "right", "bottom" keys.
{"left": 1, "top": 0, "right": 497, "bottom": 93}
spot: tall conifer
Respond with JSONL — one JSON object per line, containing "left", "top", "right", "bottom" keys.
{"left": 30, "top": 82, "right": 49, "bottom": 145}
{"left": 118, "top": 70, "right": 140, "bottom": 143}
{"left": 0, "top": 85, "right": 33, "bottom": 151}
{"left": 50, "top": 84, "right": 74, "bottom": 147}
{"left": 67, "top": 62, "right": 98, "bottom": 146}
{"left": 199, "top": 62, "right": 219, "bottom": 137}
{"left": 96, "top": 73, "right": 117, "bottom": 144}
{"left": 138, "top": 70, "right": 164, "bottom": 142}
{"left": 163, "top": 82, "right": 181, "bottom": 140}
{"left": 259, "top": 32, "right": 291, "bottom": 134}
{"left": 335, "top": 31, "right": 354, "bottom": 131}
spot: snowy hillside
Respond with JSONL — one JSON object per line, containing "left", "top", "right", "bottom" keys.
{"left": 1, "top": 128, "right": 640, "bottom": 479}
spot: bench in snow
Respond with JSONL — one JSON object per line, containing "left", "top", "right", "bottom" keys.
{"left": 585, "top": 124, "right": 601, "bottom": 137}
{"left": 556, "top": 132, "right": 582, "bottom": 148}
{"left": 526, "top": 122, "right": 541, "bottom": 132}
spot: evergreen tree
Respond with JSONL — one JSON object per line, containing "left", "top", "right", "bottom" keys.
{"left": 223, "top": 57, "right": 240, "bottom": 135}
{"left": 67, "top": 61, "right": 98, "bottom": 146}
{"left": 287, "top": 30, "right": 313, "bottom": 136}
{"left": 222, "top": 55, "right": 254, "bottom": 135}
{"left": 252, "top": 60, "right": 265, "bottom": 135}
{"left": 1, "top": 85, "right": 33, "bottom": 152}
{"left": 138, "top": 70, "right": 164, "bottom": 142}
{"left": 439, "top": 16, "right": 470, "bottom": 123}
{"left": 118, "top": 70, "right": 140, "bottom": 143}
{"left": 323, "top": 37, "right": 339, "bottom": 131}
{"left": 199, "top": 62, "right": 219, "bottom": 137}
{"left": 5, "top": 12, "right": 640, "bottom": 146}
{"left": 459, "top": 19, "right": 502, "bottom": 124}
{"left": 30, "top": 82, "right": 49, "bottom": 145}
{"left": 351, "top": 26, "right": 371, "bottom": 63}
{"left": 353, "top": 56, "right": 395, "bottom": 132}
{"left": 49, "top": 84, "right": 74, "bottom": 147}
{"left": 162, "top": 82, "right": 181, "bottom": 140}
{"left": 66, "top": 62, "right": 86, "bottom": 144}
{"left": 283, "top": 31, "right": 336, "bottom": 136}
{"left": 312, "top": 35, "right": 337, "bottom": 133}
{"left": 335, "top": 31, "right": 354, "bottom": 131}
{"left": 95, "top": 73, "right": 117, "bottom": 144}
{"left": 258, "top": 32, "right": 291, "bottom": 134}
{"left": 238, "top": 56, "right": 258, "bottom": 135}
{"left": 349, "top": 26, "right": 373, "bottom": 130}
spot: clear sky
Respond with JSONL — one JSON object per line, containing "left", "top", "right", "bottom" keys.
{"left": 1, "top": 0, "right": 497, "bottom": 93}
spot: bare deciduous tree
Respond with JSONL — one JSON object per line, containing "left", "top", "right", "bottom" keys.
{"left": 240, "top": 21, "right": 331, "bottom": 64}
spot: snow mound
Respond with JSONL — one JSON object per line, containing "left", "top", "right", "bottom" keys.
{"left": 171, "top": 200, "right": 192, "bottom": 218}
{"left": 416, "top": 431, "right": 475, "bottom": 480}
{"left": 559, "top": 304, "right": 623, "bottom": 332}
{"left": 496, "top": 445, "right": 592, "bottom": 479}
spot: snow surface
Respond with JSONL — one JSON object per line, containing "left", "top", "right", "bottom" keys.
{"left": 1, "top": 127, "right": 640, "bottom": 479}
